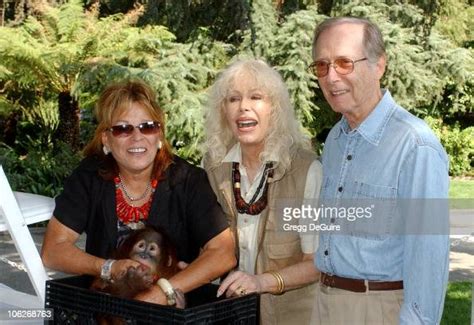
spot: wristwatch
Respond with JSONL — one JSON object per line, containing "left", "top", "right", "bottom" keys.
{"left": 100, "top": 259, "right": 116, "bottom": 282}
{"left": 157, "top": 279, "right": 177, "bottom": 306}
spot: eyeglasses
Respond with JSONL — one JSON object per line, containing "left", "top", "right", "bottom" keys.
{"left": 107, "top": 121, "right": 161, "bottom": 137}
{"left": 309, "top": 57, "right": 368, "bottom": 77}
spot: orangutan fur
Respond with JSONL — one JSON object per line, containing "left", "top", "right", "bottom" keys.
{"left": 91, "top": 226, "right": 179, "bottom": 299}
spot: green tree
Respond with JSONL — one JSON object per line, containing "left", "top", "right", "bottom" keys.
{"left": 268, "top": 7, "right": 329, "bottom": 140}
{"left": 2, "top": 0, "right": 472, "bottom": 180}
{"left": 1, "top": 0, "right": 96, "bottom": 151}
{"left": 1, "top": 0, "right": 232, "bottom": 162}
{"left": 0, "top": 0, "right": 177, "bottom": 151}
{"left": 235, "top": 0, "right": 472, "bottom": 149}
{"left": 435, "top": 0, "right": 473, "bottom": 47}
{"left": 73, "top": 23, "right": 231, "bottom": 162}
{"left": 94, "top": 0, "right": 250, "bottom": 44}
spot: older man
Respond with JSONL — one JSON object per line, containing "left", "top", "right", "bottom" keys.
{"left": 310, "top": 17, "right": 449, "bottom": 324}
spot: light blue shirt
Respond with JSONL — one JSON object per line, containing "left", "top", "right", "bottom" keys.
{"left": 316, "top": 90, "right": 450, "bottom": 324}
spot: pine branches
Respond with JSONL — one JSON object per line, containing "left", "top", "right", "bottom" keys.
{"left": 269, "top": 7, "right": 325, "bottom": 133}
{"left": 1, "top": 0, "right": 471, "bottom": 162}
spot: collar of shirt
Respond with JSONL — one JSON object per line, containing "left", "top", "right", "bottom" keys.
{"left": 222, "top": 142, "right": 242, "bottom": 163}
{"left": 334, "top": 90, "right": 396, "bottom": 146}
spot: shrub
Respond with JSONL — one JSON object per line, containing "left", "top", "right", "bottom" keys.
{"left": 0, "top": 142, "right": 81, "bottom": 197}
{"left": 425, "top": 117, "right": 474, "bottom": 176}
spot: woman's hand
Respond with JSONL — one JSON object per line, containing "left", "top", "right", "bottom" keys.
{"left": 217, "top": 270, "right": 263, "bottom": 298}
{"left": 134, "top": 284, "right": 186, "bottom": 309}
{"left": 217, "top": 256, "right": 319, "bottom": 298}
{"left": 134, "top": 285, "right": 167, "bottom": 305}
{"left": 110, "top": 258, "right": 142, "bottom": 281}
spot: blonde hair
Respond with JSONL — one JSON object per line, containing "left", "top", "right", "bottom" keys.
{"left": 203, "top": 59, "right": 311, "bottom": 172}
{"left": 83, "top": 79, "right": 173, "bottom": 180}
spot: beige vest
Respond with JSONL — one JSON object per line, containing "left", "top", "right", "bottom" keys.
{"left": 204, "top": 149, "right": 319, "bottom": 325}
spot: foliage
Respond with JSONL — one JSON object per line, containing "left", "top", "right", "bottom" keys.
{"left": 435, "top": 0, "right": 474, "bottom": 47}
{"left": 1, "top": 1, "right": 231, "bottom": 164}
{"left": 236, "top": 2, "right": 335, "bottom": 148}
{"left": 426, "top": 117, "right": 474, "bottom": 176}
{"left": 423, "top": 30, "right": 474, "bottom": 118}
{"left": 0, "top": 0, "right": 95, "bottom": 150}
{"left": 0, "top": 142, "right": 82, "bottom": 197}
{"left": 1, "top": 0, "right": 473, "bottom": 180}
{"left": 73, "top": 24, "right": 231, "bottom": 163}
{"left": 328, "top": 0, "right": 474, "bottom": 119}
{"left": 0, "top": 96, "right": 80, "bottom": 196}
{"left": 233, "top": 0, "right": 473, "bottom": 154}
{"left": 268, "top": 8, "right": 319, "bottom": 128}
{"left": 93, "top": 0, "right": 250, "bottom": 44}
{"left": 239, "top": 0, "right": 277, "bottom": 58}
{"left": 15, "top": 99, "right": 60, "bottom": 154}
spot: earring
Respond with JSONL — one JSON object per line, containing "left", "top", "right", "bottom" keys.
{"left": 103, "top": 146, "right": 111, "bottom": 155}
{"left": 157, "top": 140, "right": 162, "bottom": 150}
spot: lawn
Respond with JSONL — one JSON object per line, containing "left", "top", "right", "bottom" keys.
{"left": 449, "top": 179, "right": 474, "bottom": 209}
{"left": 445, "top": 179, "right": 472, "bottom": 324}
{"left": 450, "top": 179, "right": 474, "bottom": 199}
{"left": 441, "top": 281, "right": 472, "bottom": 325}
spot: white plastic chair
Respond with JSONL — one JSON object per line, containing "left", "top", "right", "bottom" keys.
{"left": 0, "top": 165, "right": 54, "bottom": 308}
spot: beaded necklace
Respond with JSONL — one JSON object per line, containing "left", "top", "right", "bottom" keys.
{"left": 114, "top": 176, "right": 158, "bottom": 224}
{"left": 232, "top": 162, "right": 273, "bottom": 215}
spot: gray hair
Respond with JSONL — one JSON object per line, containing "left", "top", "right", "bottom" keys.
{"left": 203, "top": 58, "right": 311, "bottom": 171}
{"left": 312, "top": 17, "right": 385, "bottom": 63}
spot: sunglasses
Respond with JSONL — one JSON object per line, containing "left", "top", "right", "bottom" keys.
{"left": 107, "top": 121, "right": 161, "bottom": 137}
{"left": 309, "top": 57, "right": 368, "bottom": 78}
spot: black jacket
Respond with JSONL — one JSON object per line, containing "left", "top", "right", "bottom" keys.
{"left": 54, "top": 155, "right": 228, "bottom": 262}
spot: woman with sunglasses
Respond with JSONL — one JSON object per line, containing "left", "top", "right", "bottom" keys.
{"left": 41, "top": 80, "right": 236, "bottom": 305}
{"left": 202, "top": 59, "right": 322, "bottom": 324}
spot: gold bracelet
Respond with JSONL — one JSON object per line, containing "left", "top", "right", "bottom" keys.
{"left": 266, "top": 271, "right": 285, "bottom": 295}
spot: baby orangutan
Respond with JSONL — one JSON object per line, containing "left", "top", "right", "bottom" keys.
{"left": 92, "top": 226, "right": 185, "bottom": 307}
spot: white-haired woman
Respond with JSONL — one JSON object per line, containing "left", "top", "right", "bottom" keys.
{"left": 202, "top": 59, "right": 321, "bottom": 324}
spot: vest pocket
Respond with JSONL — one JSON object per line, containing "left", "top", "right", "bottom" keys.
{"left": 263, "top": 238, "right": 303, "bottom": 271}
{"left": 266, "top": 239, "right": 301, "bottom": 259}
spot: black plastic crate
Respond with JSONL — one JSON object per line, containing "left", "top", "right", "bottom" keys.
{"left": 45, "top": 275, "right": 259, "bottom": 324}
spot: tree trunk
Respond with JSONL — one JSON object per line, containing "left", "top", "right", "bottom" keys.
{"left": 317, "top": 0, "right": 333, "bottom": 16}
{"left": 2, "top": 111, "right": 19, "bottom": 147}
{"left": 55, "top": 91, "right": 80, "bottom": 152}
{"left": 1, "top": 0, "right": 4, "bottom": 26}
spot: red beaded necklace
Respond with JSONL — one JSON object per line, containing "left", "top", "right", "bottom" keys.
{"left": 232, "top": 162, "right": 273, "bottom": 215}
{"left": 114, "top": 176, "right": 158, "bottom": 224}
